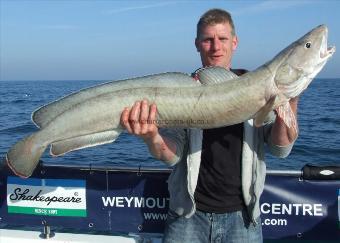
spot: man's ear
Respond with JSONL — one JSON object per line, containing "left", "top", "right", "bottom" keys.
{"left": 195, "top": 38, "right": 200, "bottom": 52}
{"left": 232, "top": 35, "right": 238, "bottom": 51}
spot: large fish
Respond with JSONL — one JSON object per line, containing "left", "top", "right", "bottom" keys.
{"left": 6, "top": 25, "right": 335, "bottom": 178}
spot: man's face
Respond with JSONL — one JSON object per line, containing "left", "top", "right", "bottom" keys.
{"left": 195, "top": 22, "right": 238, "bottom": 68}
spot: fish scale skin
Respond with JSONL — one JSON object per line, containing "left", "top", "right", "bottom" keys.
{"left": 35, "top": 70, "right": 271, "bottom": 148}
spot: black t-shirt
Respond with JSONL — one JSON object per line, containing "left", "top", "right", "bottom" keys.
{"left": 194, "top": 68, "right": 247, "bottom": 213}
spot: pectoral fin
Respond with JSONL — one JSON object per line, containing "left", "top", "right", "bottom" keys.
{"left": 276, "top": 102, "right": 297, "bottom": 132}
{"left": 50, "top": 129, "right": 122, "bottom": 156}
{"left": 254, "top": 96, "right": 277, "bottom": 127}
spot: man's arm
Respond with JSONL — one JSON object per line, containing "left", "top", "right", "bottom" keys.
{"left": 120, "top": 99, "right": 180, "bottom": 164}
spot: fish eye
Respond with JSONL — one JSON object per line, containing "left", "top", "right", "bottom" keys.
{"left": 305, "top": 42, "right": 311, "bottom": 49}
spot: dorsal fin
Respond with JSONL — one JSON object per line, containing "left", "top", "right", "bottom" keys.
{"left": 195, "top": 66, "right": 238, "bottom": 85}
{"left": 32, "top": 72, "right": 200, "bottom": 129}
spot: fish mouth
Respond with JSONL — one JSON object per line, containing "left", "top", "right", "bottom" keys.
{"left": 320, "top": 32, "right": 336, "bottom": 59}
{"left": 321, "top": 46, "right": 336, "bottom": 59}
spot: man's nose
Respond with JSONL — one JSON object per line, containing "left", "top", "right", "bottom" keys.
{"left": 212, "top": 36, "right": 221, "bottom": 51}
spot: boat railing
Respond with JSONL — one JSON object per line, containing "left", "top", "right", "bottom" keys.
{"left": 0, "top": 160, "right": 339, "bottom": 242}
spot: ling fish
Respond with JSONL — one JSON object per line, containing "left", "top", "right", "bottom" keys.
{"left": 6, "top": 25, "right": 335, "bottom": 178}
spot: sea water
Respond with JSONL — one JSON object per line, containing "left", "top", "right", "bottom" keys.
{"left": 0, "top": 78, "right": 339, "bottom": 170}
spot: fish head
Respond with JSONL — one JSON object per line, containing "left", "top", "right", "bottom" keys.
{"left": 274, "top": 25, "right": 335, "bottom": 99}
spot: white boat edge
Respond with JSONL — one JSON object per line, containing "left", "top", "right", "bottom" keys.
{"left": 0, "top": 228, "right": 163, "bottom": 243}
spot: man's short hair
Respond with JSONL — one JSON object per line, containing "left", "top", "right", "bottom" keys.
{"left": 196, "top": 9, "right": 236, "bottom": 38}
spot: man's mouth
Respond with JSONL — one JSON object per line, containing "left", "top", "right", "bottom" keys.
{"left": 211, "top": 55, "right": 223, "bottom": 59}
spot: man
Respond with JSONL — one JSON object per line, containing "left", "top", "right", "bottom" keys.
{"left": 121, "top": 9, "right": 298, "bottom": 243}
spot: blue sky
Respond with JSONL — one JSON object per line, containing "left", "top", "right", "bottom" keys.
{"left": 1, "top": 0, "right": 339, "bottom": 81}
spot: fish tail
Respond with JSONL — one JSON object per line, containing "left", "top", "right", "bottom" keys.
{"left": 6, "top": 133, "right": 46, "bottom": 178}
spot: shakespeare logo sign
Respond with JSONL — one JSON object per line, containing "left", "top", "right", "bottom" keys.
{"left": 7, "top": 176, "right": 86, "bottom": 217}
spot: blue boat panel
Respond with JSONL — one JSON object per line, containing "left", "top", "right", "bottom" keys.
{"left": 0, "top": 162, "right": 339, "bottom": 241}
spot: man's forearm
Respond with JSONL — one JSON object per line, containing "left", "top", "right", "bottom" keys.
{"left": 143, "top": 134, "right": 178, "bottom": 164}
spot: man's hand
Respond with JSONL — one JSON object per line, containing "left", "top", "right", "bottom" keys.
{"left": 120, "top": 99, "right": 158, "bottom": 140}
{"left": 120, "top": 99, "right": 178, "bottom": 163}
